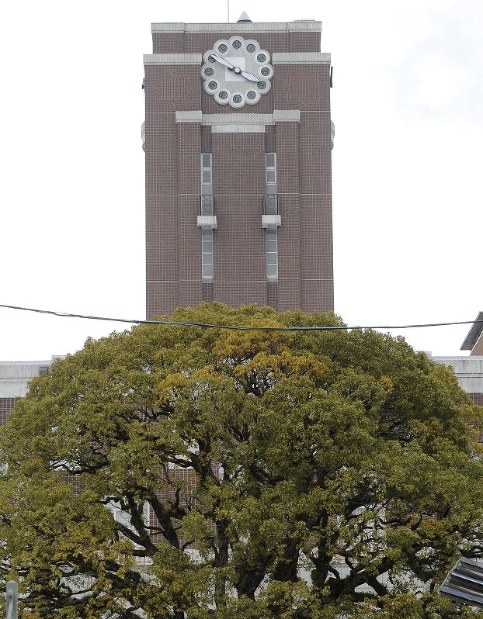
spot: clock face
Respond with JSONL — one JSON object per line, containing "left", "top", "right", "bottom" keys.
{"left": 201, "top": 36, "right": 273, "bottom": 108}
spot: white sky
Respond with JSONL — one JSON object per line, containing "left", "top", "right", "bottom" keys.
{"left": 0, "top": 0, "right": 482, "bottom": 361}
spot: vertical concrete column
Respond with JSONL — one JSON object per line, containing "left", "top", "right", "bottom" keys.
{"left": 176, "top": 118, "right": 203, "bottom": 307}
{"left": 144, "top": 55, "right": 201, "bottom": 316}
{"left": 275, "top": 118, "right": 302, "bottom": 310}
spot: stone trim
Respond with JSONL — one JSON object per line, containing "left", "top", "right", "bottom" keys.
{"left": 273, "top": 52, "right": 331, "bottom": 64}
{"left": 211, "top": 124, "right": 266, "bottom": 133}
{"left": 273, "top": 110, "right": 301, "bottom": 122}
{"left": 197, "top": 215, "right": 217, "bottom": 229}
{"left": 262, "top": 214, "right": 282, "bottom": 228}
{"left": 203, "top": 114, "right": 273, "bottom": 127}
{"left": 151, "top": 21, "right": 321, "bottom": 34}
{"left": 143, "top": 53, "right": 202, "bottom": 65}
{"left": 175, "top": 111, "right": 203, "bottom": 123}
{"left": 175, "top": 111, "right": 301, "bottom": 127}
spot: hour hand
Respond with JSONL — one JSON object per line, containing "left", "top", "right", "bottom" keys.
{"left": 240, "top": 70, "right": 259, "bottom": 83}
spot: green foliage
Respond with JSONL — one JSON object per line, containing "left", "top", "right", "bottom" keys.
{"left": 0, "top": 303, "right": 482, "bottom": 617}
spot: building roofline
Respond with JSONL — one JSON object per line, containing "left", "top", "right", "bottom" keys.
{"left": 0, "top": 360, "right": 52, "bottom": 366}
{"left": 151, "top": 21, "right": 321, "bottom": 34}
{"left": 461, "top": 312, "right": 483, "bottom": 351}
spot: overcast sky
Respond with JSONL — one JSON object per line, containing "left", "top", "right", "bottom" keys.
{"left": 0, "top": 0, "right": 482, "bottom": 361}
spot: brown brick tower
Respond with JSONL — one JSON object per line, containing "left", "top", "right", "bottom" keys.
{"left": 143, "top": 16, "right": 334, "bottom": 317}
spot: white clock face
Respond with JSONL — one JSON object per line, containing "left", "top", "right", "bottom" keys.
{"left": 201, "top": 36, "right": 273, "bottom": 108}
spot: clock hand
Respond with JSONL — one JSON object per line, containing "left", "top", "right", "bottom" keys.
{"left": 209, "top": 54, "right": 236, "bottom": 70}
{"left": 240, "top": 70, "right": 260, "bottom": 83}
{"left": 210, "top": 54, "right": 257, "bottom": 79}
{"left": 209, "top": 54, "right": 262, "bottom": 84}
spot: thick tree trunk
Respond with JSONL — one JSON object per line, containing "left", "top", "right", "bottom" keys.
{"left": 311, "top": 540, "right": 332, "bottom": 589}
{"left": 214, "top": 521, "right": 230, "bottom": 608}
{"left": 235, "top": 563, "right": 268, "bottom": 599}
{"left": 272, "top": 538, "right": 299, "bottom": 582}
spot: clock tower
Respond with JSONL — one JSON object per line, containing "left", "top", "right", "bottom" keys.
{"left": 143, "top": 15, "right": 334, "bottom": 317}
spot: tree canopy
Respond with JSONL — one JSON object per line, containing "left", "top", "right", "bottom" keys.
{"left": 0, "top": 303, "right": 482, "bottom": 618}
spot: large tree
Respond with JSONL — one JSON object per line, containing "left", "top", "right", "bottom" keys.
{"left": 0, "top": 303, "right": 482, "bottom": 618}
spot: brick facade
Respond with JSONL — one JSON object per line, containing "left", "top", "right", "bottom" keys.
{"left": 0, "top": 398, "right": 16, "bottom": 425}
{"left": 144, "top": 20, "right": 334, "bottom": 316}
{"left": 472, "top": 336, "right": 483, "bottom": 356}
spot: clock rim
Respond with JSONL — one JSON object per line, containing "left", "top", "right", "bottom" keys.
{"left": 201, "top": 35, "right": 273, "bottom": 108}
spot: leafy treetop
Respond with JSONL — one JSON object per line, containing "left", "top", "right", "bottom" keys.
{"left": 0, "top": 303, "right": 482, "bottom": 618}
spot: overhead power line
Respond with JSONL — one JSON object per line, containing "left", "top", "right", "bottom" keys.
{"left": 0, "top": 303, "right": 481, "bottom": 333}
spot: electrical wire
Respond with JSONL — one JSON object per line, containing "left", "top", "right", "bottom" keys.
{"left": 0, "top": 303, "right": 482, "bottom": 332}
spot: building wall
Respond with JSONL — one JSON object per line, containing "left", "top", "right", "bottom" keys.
{"left": 432, "top": 356, "right": 483, "bottom": 398}
{"left": 472, "top": 334, "right": 483, "bottom": 356}
{"left": 0, "top": 361, "right": 51, "bottom": 423}
{"left": 432, "top": 355, "right": 483, "bottom": 442}
{"left": 144, "top": 20, "right": 334, "bottom": 317}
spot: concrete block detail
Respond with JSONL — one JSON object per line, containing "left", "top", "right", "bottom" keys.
{"left": 144, "top": 53, "right": 202, "bottom": 65}
{"left": 273, "top": 52, "right": 331, "bottom": 64}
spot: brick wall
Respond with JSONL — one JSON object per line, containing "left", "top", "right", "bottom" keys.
{"left": 144, "top": 22, "right": 334, "bottom": 316}
{"left": 0, "top": 398, "right": 16, "bottom": 425}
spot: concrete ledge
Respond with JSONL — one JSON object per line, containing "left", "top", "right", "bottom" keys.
{"left": 151, "top": 21, "right": 321, "bottom": 34}
{"left": 273, "top": 110, "right": 301, "bottom": 122}
{"left": 197, "top": 215, "right": 217, "bottom": 229}
{"left": 202, "top": 113, "right": 273, "bottom": 126}
{"left": 176, "top": 111, "right": 203, "bottom": 123}
{"left": 144, "top": 53, "right": 202, "bottom": 65}
{"left": 273, "top": 52, "right": 331, "bottom": 64}
{"left": 211, "top": 124, "right": 266, "bottom": 133}
{"left": 175, "top": 111, "right": 301, "bottom": 127}
{"left": 262, "top": 214, "right": 282, "bottom": 229}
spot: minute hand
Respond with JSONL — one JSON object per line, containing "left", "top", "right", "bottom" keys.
{"left": 210, "top": 54, "right": 236, "bottom": 70}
